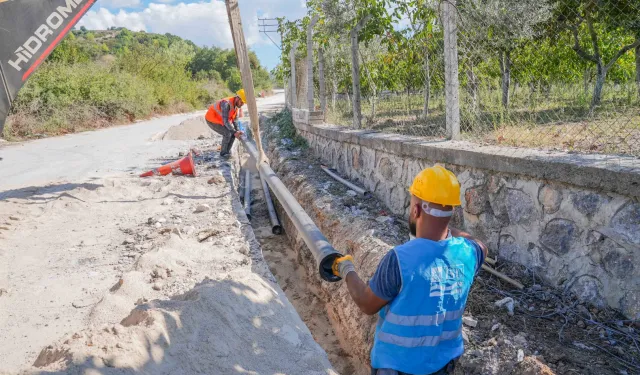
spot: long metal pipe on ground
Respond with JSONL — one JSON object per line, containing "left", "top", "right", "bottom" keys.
{"left": 243, "top": 169, "right": 252, "bottom": 220}
{"left": 240, "top": 137, "right": 342, "bottom": 282}
{"left": 320, "top": 165, "right": 371, "bottom": 198}
{"left": 260, "top": 175, "right": 283, "bottom": 235}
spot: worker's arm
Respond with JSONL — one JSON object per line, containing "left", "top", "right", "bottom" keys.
{"left": 334, "top": 253, "right": 396, "bottom": 316}
{"left": 219, "top": 101, "right": 236, "bottom": 132}
{"left": 344, "top": 272, "right": 388, "bottom": 315}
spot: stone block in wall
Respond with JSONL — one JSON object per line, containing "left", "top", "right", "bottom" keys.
{"left": 609, "top": 202, "right": 640, "bottom": 246}
{"left": 538, "top": 184, "right": 563, "bottom": 214}
{"left": 571, "top": 191, "right": 606, "bottom": 219}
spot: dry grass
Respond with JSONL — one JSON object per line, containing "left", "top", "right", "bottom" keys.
{"left": 479, "top": 114, "right": 640, "bottom": 156}
{"left": 325, "top": 88, "right": 640, "bottom": 157}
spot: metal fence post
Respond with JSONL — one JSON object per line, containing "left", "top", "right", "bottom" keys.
{"left": 443, "top": 0, "right": 460, "bottom": 140}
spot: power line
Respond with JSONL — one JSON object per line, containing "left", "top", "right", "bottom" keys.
{"left": 258, "top": 18, "right": 282, "bottom": 50}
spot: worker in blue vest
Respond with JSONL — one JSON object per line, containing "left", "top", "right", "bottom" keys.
{"left": 332, "top": 165, "right": 487, "bottom": 375}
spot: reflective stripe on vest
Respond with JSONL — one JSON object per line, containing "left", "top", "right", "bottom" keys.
{"left": 377, "top": 327, "right": 462, "bottom": 348}
{"left": 383, "top": 308, "right": 463, "bottom": 327}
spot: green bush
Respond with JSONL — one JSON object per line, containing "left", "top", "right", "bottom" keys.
{"left": 268, "top": 108, "right": 308, "bottom": 150}
{"left": 3, "top": 28, "right": 271, "bottom": 139}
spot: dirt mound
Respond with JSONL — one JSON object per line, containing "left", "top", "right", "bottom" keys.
{"left": 2, "top": 144, "right": 335, "bottom": 375}
{"left": 29, "top": 274, "right": 335, "bottom": 375}
{"left": 160, "top": 117, "right": 214, "bottom": 141}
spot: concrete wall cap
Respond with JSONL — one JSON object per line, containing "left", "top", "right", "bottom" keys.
{"left": 298, "top": 121, "right": 640, "bottom": 198}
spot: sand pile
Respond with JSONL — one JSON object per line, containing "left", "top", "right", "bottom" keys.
{"left": 29, "top": 273, "right": 334, "bottom": 375}
{"left": 161, "top": 117, "right": 214, "bottom": 141}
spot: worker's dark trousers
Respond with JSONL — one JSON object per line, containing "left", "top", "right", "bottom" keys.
{"left": 207, "top": 121, "right": 235, "bottom": 156}
{"left": 371, "top": 358, "right": 457, "bottom": 375}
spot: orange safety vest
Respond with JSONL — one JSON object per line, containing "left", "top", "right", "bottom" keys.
{"left": 205, "top": 97, "right": 238, "bottom": 126}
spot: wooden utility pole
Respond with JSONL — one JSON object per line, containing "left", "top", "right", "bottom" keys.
{"left": 225, "top": 0, "right": 267, "bottom": 162}
{"left": 307, "top": 16, "right": 319, "bottom": 111}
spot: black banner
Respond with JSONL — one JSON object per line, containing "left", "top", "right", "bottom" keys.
{"left": 0, "top": 0, "right": 97, "bottom": 136}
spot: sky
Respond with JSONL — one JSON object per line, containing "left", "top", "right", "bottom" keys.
{"left": 76, "top": 0, "right": 308, "bottom": 70}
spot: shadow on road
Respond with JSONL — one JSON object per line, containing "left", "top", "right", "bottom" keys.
{"left": 0, "top": 183, "right": 103, "bottom": 201}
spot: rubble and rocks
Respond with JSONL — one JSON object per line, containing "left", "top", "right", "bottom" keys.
{"left": 463, "top": 316, "right": 479, "bottom": 328}
{"left": 194, "top": 204, "right": 211, "bottom": 213}
{"left": 495, "top": 297, "right": 516, "bottom": 315}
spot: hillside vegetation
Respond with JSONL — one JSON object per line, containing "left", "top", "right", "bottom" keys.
{"left": 3, "top": 28, "right": 272, "bottom": 139}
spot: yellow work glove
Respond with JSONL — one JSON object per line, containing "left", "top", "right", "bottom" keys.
{"left": 332, "top": 255, "right": 356, "bottom": 279}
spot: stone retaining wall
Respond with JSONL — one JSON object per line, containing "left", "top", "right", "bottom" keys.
{"left": 291, "top": 109, "right": 640, "bottom": 319}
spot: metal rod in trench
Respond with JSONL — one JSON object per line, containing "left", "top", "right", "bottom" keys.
{"left": 244, "top": 169, "right": 252, "bottom": 220}
{"left": 240, "top": 136, "right": 342, "bottom": 282}
{"left": 320, "top": 165, "right": 371, "bottom": 198}
{"left": 260, "top": 174, "right": 283, "bottom": 235}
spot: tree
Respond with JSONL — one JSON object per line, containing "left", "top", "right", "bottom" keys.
{"left": 307, "top": 0, "right": 391, "bottom": 127}
{"left": 458, "top": 0, "right": 552, "bottom": 110}
{"left": 554, "top": 0, "right": 640, "bottom": 109}
{"left": 225, "top": 67, "right": 242, "bottom": 92}
{"left": 391, "top": 0, "right": 440, "bottom": 117}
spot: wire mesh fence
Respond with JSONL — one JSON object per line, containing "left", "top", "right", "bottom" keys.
{"left": 455, "top": 0, "right": 640, "bottom": 157}
{"left": 286, "top": 0, "right": 640, "bottom": 159}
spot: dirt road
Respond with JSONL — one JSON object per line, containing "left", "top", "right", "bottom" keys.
{"left": 0, "top": 91, "right": 285, "bottom": 193}
{"left": 0, "top": 92, "right": 335, "bottom": 374}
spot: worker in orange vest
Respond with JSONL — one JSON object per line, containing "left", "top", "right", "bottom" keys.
{"left": 205, "top": 89, "right": 246, "bottom": 159}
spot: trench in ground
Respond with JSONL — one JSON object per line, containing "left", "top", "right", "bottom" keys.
{"left": 241, "top": 168, "right": 357, "bottom": 375}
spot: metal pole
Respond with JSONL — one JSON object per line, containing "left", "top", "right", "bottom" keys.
{"left": 443, "top": 0, "right": 461, "bottom": 140}
{"left": 260, "top": 174, "right": 283, "bottom": 235}
{"left": 241, "top": 137, "right": 342, "bottom": 282}
{"left": 320, "top": 165, "right": 371, "bottom": 198}
{"left": 244, "top": 169, "right": 252, "bottom": 220}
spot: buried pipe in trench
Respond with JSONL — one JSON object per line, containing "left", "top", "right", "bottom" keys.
{"left": 320, "top": 165, "right": 371, "bottom": 198}
{"left": 260, "top": 175, "right": 283, "bottom": 235}
{"left": 240, "top": 136, "right": 342, "bottom": 282}
{"left": 243, "top": 169, "right": 252, "bottom": 220}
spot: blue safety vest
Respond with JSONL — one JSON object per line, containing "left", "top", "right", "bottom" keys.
{"left": 371, "top": 237, "right": 479, "bottom": 375}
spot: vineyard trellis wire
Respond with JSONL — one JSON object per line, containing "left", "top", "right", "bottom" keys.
{"left": 277, "top": 0, "right": 640, "bottom": 159}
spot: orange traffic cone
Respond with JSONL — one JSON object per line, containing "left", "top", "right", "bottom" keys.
{"left": 140, "top": 152, "right": 196, "bottom": 177}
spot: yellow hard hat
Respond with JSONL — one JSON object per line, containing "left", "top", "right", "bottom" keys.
{"left": 236, "top": 89, "right": 247, "bottom": 103}
{"left": 409, "top": 165, "right": 461, "bottom": 206}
